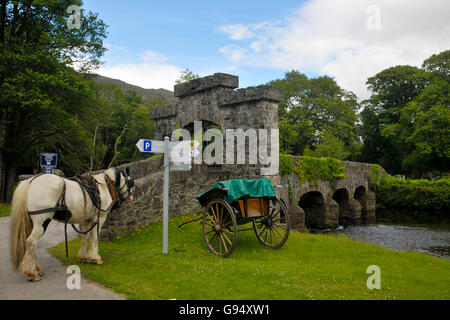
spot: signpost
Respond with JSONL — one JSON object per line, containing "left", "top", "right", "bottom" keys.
{"left": 40, "top": 153, "right": 57, "bottom": 174}
{"left": 136, "top": 137, "right": 198, "bottom": 254}
{"left": 44, "top": 167, "right": 53, "bottom": 174}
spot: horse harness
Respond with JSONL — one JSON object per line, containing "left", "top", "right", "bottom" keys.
{"left": 28, "top": 169, "right": 132, "bottom": 257}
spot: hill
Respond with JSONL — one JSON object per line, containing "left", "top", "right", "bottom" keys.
{"left": 90, "top": 74, "right": 178, "bottom": 105}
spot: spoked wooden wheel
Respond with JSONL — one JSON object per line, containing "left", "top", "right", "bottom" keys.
{"left": 253, "top": 198, "right": 290, "bottom": 248}
{"left": 203, "top": 199, "right": 238, "bottom": 257}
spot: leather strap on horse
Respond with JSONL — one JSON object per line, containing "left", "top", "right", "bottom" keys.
{"left": 73, "top": 173, "right": 102, "bottom": 211}
{"left": 105, "top": 174, "right": 120, "bottom": 211}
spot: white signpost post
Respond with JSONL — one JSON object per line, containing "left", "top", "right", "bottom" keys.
{"left": 136, "top": 137, "right": 199, "bottom": 254}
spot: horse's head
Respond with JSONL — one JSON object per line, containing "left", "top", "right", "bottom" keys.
{"left": 115, "top": 167, "right": 134, "bottom": 204}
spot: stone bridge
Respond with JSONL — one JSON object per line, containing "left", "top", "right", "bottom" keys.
{"left": 101, "top": 73, "right": 378, "bottom": 239}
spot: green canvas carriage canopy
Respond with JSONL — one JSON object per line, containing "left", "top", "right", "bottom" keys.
{"left": 197, "top": 178, "right": 276, "bottom": 206}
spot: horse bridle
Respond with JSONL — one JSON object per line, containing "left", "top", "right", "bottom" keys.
{"left": 115, "top": 168, "right": 134, "bottom": 204}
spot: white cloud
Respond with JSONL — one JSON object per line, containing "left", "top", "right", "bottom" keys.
{"left": 98, "top": 50, "right": 181, "bottom": 91}
{"left": 216, "top": 0, "right": 450, "bottom": 99}
{"left": 217, "top": 24, "right": 255, "bottom": 40}
{"left": 218, "top": 45, "right": 249, "bottom": 63}
{"left": 139, "top": 50, "right": 168, "bottom": 64}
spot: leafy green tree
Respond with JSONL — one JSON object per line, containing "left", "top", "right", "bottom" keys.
{"left": 269, "top": 70, "right": 359, "bottom": 158}
{"left": 303, "top": 130, "right": 351, "bottom": 160}
{"left": 0, "top": 0, "right": 107, "bottom": 201}
{"left": 360, "top": 50, "right": 449, "bottom": 177}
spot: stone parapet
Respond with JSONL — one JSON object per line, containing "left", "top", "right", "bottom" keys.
{"left": 148, "top": 104, "right": 179, "bottom": 120}
{"left": 174, "top": 73, "right": 239, "bottom": 98}
{"left": 217, "top": 85, "right": 284, "bottom": 106}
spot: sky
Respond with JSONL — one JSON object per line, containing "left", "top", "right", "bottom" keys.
{"left": 82, "top": 0, "right": 450, "bottom": 100}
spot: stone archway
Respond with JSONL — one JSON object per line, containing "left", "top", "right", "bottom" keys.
{"left": 332, "top": 188, "right": 351, "bottom": 223}
{"left": 299, "top": 191, "right": 326, "bottom": 229}
{"left": 354, "top": 186, "right": 367, "bottom": 216}
{"left": 333, "top": 188, "right": 362, "bottom": 223}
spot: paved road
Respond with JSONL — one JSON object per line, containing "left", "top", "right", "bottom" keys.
{"left": 0, "top": 216, "right": 124, "bottom": 300}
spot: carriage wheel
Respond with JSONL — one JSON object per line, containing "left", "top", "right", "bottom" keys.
{"left": 253, "top": 198, "right": 290, "bottom": 249}
{"left": 202, "top": 199, "right": 238, "bottom": 257}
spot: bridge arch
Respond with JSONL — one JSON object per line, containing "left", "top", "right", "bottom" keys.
{"left": 299, "top": 191, "right": 326, "bottom": 230}
{"left": 354, "top": 186, "right": 367, "bottom": 216}
{"left": 332, "top": 188, "right": 351, "bottom": 223}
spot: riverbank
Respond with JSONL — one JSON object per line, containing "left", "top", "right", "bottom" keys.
{"left": 375, "top": 176, "right": 450, "bottom": 211}
{"left": 50, "top": 214, "right": 450, "bottom": 300}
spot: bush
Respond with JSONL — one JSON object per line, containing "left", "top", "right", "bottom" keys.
{"left": 279, "top": 154, "right": 346, "bottom": 182}
{"left": 279, "top": 153, "right": 296, "bottom": 176}
{"left": 377, "top": 176, "right": 450, "bottom": 210}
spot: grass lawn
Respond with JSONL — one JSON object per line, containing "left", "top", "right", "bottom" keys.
{"left": 51, "top": 214, "right": 450, "bottom": 300}
{"left": 0, "top": 203, "right": 11, "bottom": 217}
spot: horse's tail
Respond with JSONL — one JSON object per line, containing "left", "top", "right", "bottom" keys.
{"left": 9, "top": 179, "right": 32, "bottom": 270}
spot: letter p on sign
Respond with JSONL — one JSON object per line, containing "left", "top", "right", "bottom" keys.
{"left": 144, "top": 140, "right": 152, "bottom": 152}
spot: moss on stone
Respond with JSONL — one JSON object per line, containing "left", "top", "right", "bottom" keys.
{"left": 279, "top": 154, "right": 347, "bottom": 183}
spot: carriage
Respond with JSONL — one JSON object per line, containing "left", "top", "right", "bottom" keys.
{"left": 196, "top": 178, "right": 290, "bottom": 257}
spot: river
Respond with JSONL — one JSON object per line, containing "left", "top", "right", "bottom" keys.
{"left": 328, "top": 207, "right": 450, "bottom": 260}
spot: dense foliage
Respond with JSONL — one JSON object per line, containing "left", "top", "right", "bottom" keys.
{"left": 269, "top": 71, "right": 361, "bottom": 160}
{"left": 360, "top": 50, "right": 449, "bottom": 178}
{"left": 0, "top": 0, "right": 109, "bottom": 200}
{"left": 279, "top": 154, "right": 346, "bottom": 182}
{"left": 0, "top": 1, "right": 160, "bottom": 201}
{"left": 376, "top": 176, "right": 450, "bottom": 210}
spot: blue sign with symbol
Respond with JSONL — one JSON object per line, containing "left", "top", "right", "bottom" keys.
{"left": 44, "top": 167, "right": 53, "bottom": 174}
{"left": 143, "top": 140, "right": 152, "bottom": 152}
{"left": 40, "top": 153, "right": 58, "bottom": 168}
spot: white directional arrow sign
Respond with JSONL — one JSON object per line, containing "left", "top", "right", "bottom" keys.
{"left": 136, "top": 139, "right": 200, "bottom": 158}
{"left": 136, "top": 139, "right": 166, "bottom": 153}
{"left": 135, "top": 137, "right": 201, "bottom": 254}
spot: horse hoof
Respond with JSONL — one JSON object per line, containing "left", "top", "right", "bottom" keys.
{"left": 26, "top": 274, "right": 41, "bottom": 282}
{"left": 36, "top": 267, "right": 44, "bottom": 276}
{"left": 91, "top": 259, "right": 103, "bottom": 265}
{"left": 79, "top": 258, "right": 89, "bottom": 263}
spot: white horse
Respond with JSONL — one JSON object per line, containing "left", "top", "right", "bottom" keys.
{"left": 9, "top": 167, "right": 134, "bottom": 282}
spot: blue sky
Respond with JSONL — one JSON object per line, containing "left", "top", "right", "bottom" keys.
{"left": 82, "top": 0, "right": 449, "bottom": 99}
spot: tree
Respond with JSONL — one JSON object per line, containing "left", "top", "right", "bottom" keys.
{"left": 303, "top": 130, "right": 351, "bottom": 160}
{"left": 175, "top": 68, "right": 199, "bottom": 85}
{"left": 269, "top": 70, "right": 359, "bottom": 158}
{"left": 0, "top": 0, "right": 107, "bottom": 201}
{"left": 360, "top": 50, "right": 449, "bottom": 177}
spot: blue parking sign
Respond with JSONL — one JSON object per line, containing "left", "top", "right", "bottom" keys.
{"left": 40, "top": 153, "right": 58, "bottom": 168}
{"left": 144, "top": 140, "right": 152, "bottom": 152}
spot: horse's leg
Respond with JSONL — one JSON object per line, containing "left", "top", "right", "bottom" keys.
{"left": 77, "top": 221, "right": 90, "bottom": 263}
{"left": 20, "top": 214, "right": 50, "bottom": 282}
{"left": 86, "top": 214, "right": 108, "bottom": 265}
